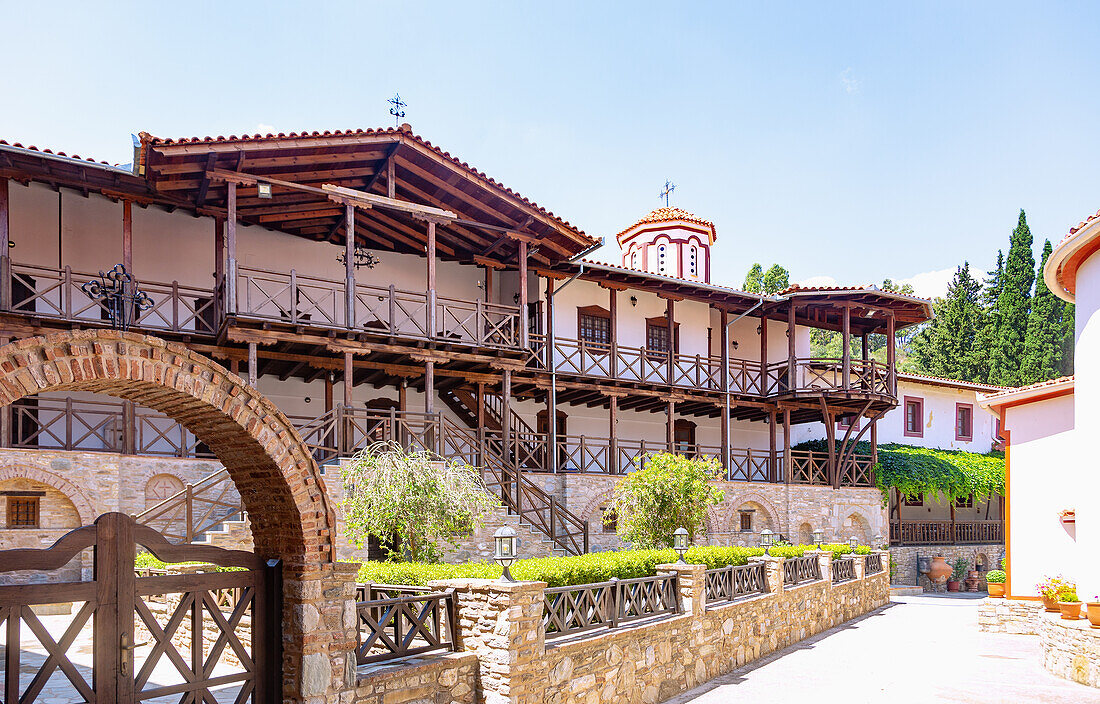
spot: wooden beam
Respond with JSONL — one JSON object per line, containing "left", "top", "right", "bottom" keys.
{"left": 121, "top": 200, "right": 132, "bottom": 271}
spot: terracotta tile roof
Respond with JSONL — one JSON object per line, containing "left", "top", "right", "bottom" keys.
{"left": 141, "top": 125, "right": 589, "bottom": 241}
{"left": 778, "top": 283, "right": 933, "bottom": 304}
{"left": 575, "top": 257, "right": 763, "bottom": 297}
{"left": 897, "top": 373, "right": 1011, "bottom": 393}
{"left": 981, "top": 375, "right": 1074, "bottom": 402}
{"left": 1068, "top": 208, "right": 1100, "bottom": 239}
{"left": 0, "top": 138, "right": 116, "bottom": 166}
{"left": 615, "top": 207, "right": 715, "bottom": 243}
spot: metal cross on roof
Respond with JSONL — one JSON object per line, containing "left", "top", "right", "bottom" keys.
{"left": 659, "top": 180, "right": 676, "bottom": 207}
{"left": 388, "top": 93, "right": 407, "bottom": 127}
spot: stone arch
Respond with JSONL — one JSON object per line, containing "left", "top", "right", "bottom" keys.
{"left": 576, "top": 488, "right": 617, "bottom": 529}
{"left": 797, "top": 522, "right": 814, "bottom": 546}
{"left": 0, "top": 331, "right": 335, "bottom": 568}
{"left": 843, "top": 510, "right": 873, "bottom": 545}
{"left": 717, "top": 491, "right": 781, "bottom": 534}
{"left": 0, "top": 465, "right": 97, "bottom": 524}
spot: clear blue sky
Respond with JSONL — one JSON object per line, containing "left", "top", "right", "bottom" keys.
{"left": 4, "top": 1, "right": 1099, "bottom": 297}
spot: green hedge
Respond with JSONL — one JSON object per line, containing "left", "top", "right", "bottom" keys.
{"left": 355, "top": 543, "right": 869, "bottom": 587}
{"left": 791, "top": 440, "right": 1004, "bottom": 504}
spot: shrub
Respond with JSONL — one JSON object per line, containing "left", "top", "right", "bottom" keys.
{"left": 608, "top": 452, "right": 725, "bottom": 548}
{"left": 1036, "top": 575, "right": 1074, "bottom": 600}
{"left": 985, "top": 570, "right": 1006, "bottom": 584}
{"left": 950, "top": 557, "right": 969, "bottom": 582}
{"left": 1058, "top": 588, "right": 1080, "bottom": 603}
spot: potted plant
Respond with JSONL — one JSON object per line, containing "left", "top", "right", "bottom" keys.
{"left": 947, "top": 558, "right": 968, "bottom": 592}
{"left": 1037, "top": 576, "right": 1073, "bottom": 612}
{"left": 1087, "top": 596, "right": 1100, "bottom": 629}
{"left": 1057, "top": 587, "right": 1083, "bottom": 620}
{"left": 986, "top": 570, "right": 1006, "bottom": 598}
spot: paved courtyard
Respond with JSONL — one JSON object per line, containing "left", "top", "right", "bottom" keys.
{"left": 668, "top": 593, "right": 1100, "bottom": 704}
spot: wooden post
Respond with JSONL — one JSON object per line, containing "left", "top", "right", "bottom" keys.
{"left": 759, "top": 314, "right": 768, "bottom": 390}
{"left": 226, "top": 182, "right": 238, "bottom": 315}
{"left": 0, "top": 336, "right": 8, "bottom": 447}
{"left": 842, "top": 304, "right": 851, "bottom": 391}
{"left": 484, "top": 266, "right": 494, "bottom": 303}
{"left": 501, "top": 368, "right": 512, "bottom": 467}
{"left": 424, "top": 361, "right": 435, "bottom": 414}
{"left": 609, "top": 288, "right": 618, "bottom": 377}
{"left": 768, "top": 409, "right": 777, "bottom": 482}
{"left": 720, "top": 309, "right": 731, "bottom": 471}
{"left": 666, "top": 298, "right": 676, "bottom": 382}
{"left": 247, "top": 342, "right": 257, "bottom": 388}
{"left": 825, "top": 410, "right": 837, "bottom": 488}
{"left": 782, "top": 408, "right": 791, "bottom": 484}
{"left": 870, "top": 418, "right": 878, "bottom": 486}
{"left": 343, "top": 352, "right": 354, "bottom": 408}
{"left": 426, "top": 221, "right": 437, "bottom": 337}
{"left": 518, "top": 241, "right": 528, "bottom": 348}
{"left": 345, "top": 203, "right": 356, "bottom": 328}
{"left": 122, "top": 400, "right": 135, "bottom": 455}
{"left": 324, "top": 372, "right": 335, "bottom": 454}
{"left": 787, "top": 299, "right": 797, "bottom": 391}
{"left": 213, "top": 218, "right": 225, "bottom": 316}
{"left": 609, "top": 394, "right": 619, "bottom": 474}
{"left": 121, "top": 200, "right": 133, "bottom": 273}
{"left": 476, "top": 382, "right": 486, "bottom": 466}
{"left": 0, "top": 178, "right": 9, "bottom": 311}
{"left": 666, "top": 399, "right": 675, "bottom": 448}
{"left": 546, "top": 277, "right": 558, "bottom": 472}
{"left": 950, "top": 502, "right": 957, "bottom": 545}
{"left": 886, "top": 312, "right": 897, "bottom": 395}
{"left": 387, "top": 157, "right": 396, "bottom": 199}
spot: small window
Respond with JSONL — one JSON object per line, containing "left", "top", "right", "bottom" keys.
{"left": 955, "top": 403, "right": 973, "bottom": 441}
{"left": 601, "top": 506, "right": 617, "bottom": 533}
{"left": 955, "top": 495, "right": 974, "bottom": 509}
{"left": 7, "top": 496, "right": 39, "bottom": 528}
{"left": 838, "top": 415, "right": 860, "bottom": 432}
{"left": 631, "top": 251, "right": 639, "bottom": 268}
{"left": 903, "top": 494, "right": 924, "bottom": 507}
{"left": 578, "top": 312, "right": 611, "bottom": 346}
{"left": 739, "top": 511, "right": 753, "bottom": 532}
{"left": 689, "top": 246, "right": 698, "bottom": 276}
{"left": 903, "top": 397, "right": 924, "bottom": 438}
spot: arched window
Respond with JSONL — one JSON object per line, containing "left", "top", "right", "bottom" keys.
{"left": 657, "top": 243, "right": 667, "bottom": 274}
{"left": 688, "top": 245, "right": 699, "bottom": 276}
{"left": 630, "top": 250, "right": 639, "bottom": 268}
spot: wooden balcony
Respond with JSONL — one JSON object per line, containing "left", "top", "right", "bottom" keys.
{"left": 889, "top": 519, "right": 1004, "bottom": 546}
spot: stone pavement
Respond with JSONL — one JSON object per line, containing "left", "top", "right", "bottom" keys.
{"left": 666, "top": 593, "right": 1100, "bottom": 704}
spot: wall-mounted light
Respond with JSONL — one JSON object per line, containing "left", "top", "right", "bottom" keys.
{"left": 630, "top": 296, "right": 638, "bottom": 307}
{"left": 730, "top": 340, "right": 739, "bottom": 350}
{"left": 304, "top": 397, "right": 311, "bottom": 404}
{"left": 257, "top": 183, "right": 273, "bottom": 199}
{"left": 7, "top": 241, "right": 13, "bottom": 249}
{"left": 513, "top": 293, "right": 521, "bottom": 304}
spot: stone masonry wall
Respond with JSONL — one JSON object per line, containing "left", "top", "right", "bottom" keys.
{"left": 352, "top": 652, "right": 478, "bottom": 704}
{"left": 1040, "top": 609, "right": 1100, "bottom": 688}
{"left": 978, "top": 597, "right": 1045, "bottom": 635}
{"left": 350, "top": 551, "right": 889, "bottom": 704}
{"left": 890, "top": 544, "right": 1005, "bottom": 590}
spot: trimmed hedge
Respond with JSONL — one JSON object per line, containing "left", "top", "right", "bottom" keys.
{"left": 355, "top": 543, "right": 870, "bottom": 588}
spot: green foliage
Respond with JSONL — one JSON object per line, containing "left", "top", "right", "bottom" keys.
{"left": 1036, "top": 575, "right": 1074, "bottom": 600}
{"left": 811, "top": 279, "right": 917, "bottom": 368}
{"left": 792, "top": 440, "right": 1004, "bottom": 503}
{"left": 950, "top": 557, "right": 969, "bottom": 582}
{"left": 1058, "top": 588, "right": 1080, "bottom": 603}
{"left": 761, "top": 264, "right": 790, "bottom": 294}
{"left": 354, "top": 543, "right": 868, "bottom": 587}
{"left": 133, "top": 552, "right": 241, "bottom": 573}
{"left": 985, "top": 569, "right": 1006, "bottom": 584}
{"left": 989, "top": 210, "right": 1035, "bottom": 386}
{"left": 743, "top": 263, "right": 764, "bottom": 293}
{"left": 608, "top": 452, "right": 725, "bottom": 549}
{"left": 1021, "top": 240, "right": 1065, "bottom": 384}
{"left": 908, "top": 263, "right": 984, "bottom": 381}
{"left": 341, "top": 442, "right": 499, "bottom": 563}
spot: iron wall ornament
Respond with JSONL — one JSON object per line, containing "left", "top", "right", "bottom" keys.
{"left": 81, "top": 264, "right": 153, "bottom": 331}
{"left": 336, "top": 246, "right": 381, "bottom": 270}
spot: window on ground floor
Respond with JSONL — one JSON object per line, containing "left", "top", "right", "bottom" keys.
{"left": 955, "top": 403, "right": 973, "bottom": 441}
{"left": 739, "top": 509, "right": 754, "bottom": 532}
{"left": 6, "top": 495, "right": 40, "bottom": 528}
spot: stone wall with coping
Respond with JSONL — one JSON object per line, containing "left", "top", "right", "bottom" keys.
{"left": 890, "top": 544, "right": 1005, "bottom": 591}
{"left": 352, "top": 652, "right": 478, "bottom": 704}
{"left": 349, "top": 551, "right": 889, "bottom": 704}
{"left": 1040, "top": 609, "right": 1100, "bottom": 688}
{"left": 978, "top": 597, "right": 1045, "bottom": 635}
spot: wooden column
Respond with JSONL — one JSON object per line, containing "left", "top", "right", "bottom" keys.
{"left": 759, "top": 314, "right": 768, "bottom": 393}
{"left": 426, "top": 221, "right": 437, "bottom": 337}
{"left": 226, "top": 182, "right": 238, "bottom": 315}
{"left": 950, "top": 502, "right": 957, "bottom": 545}
{"left": 768, "top": 409, "right": 777, "bottom": 482}
{"left": 501, "top": 369, "right": 512, "bottom": 467}
{"left": 782, "top": 409, "right": 791, "bottom": 484}
{"left": 886, "top": 312, "right": 897, "bottom": 395}
{"left": 343, "top": 352, "right": 354, "bottom": 407}
{"left": 609, "top": 288, "right": 618, "bottom": 377}
{"left": 861, "top": 333, "right": 869, "bottom": 361}
{"left": 869, "top": 418, "right": 878, "bottom": 485}
{"left": 825, "top": 410, "right": 837, "bottom": 488}
{"left": 0, "top": 179, "right": 9, "bottom": 311}
{"left": 546, "top": 278, "right": 558, "bottom": 472}
{"left": 213, "top": 218, "right": 225, "bottom": 315}
{"left": 666, "top": 298, "right": 676, "bottom": 382}
{"left": 342, "top": 353, "right": 354, "bottom": 455}
{"left": 518, "top": 241, "right": 529, "bottom": 348}
{"left": 841, "top": 303, "right": 851, "bottom": 391}
{"left": 0, "top": 336, "right": 9, "bottom": 446}
{"left": 344, "top": 204, "right": 356, "bottom": 327}
{"left": 787, "top": 299, "right": 797, "bottom": 391}
{"left": 247, "top": 342, "right": 257, "bottom": 388}
{"left": 387, "top": 157, "right": 396, "bottom": 199}
{"left": 476, "top": 382, "right": 486, "bottom": 466}
{"left": 424, "top": 361, "right": 435, "bottom": 414}
{"left": 484, "top": 266, "right": 494, "bottom": 303}
{"left": 122, "top": 200, "right": 133, "bottom": 272}
{"left": 122, "top": 400, "right": 135, "bottom": 456}
{"left": 324, "top": 373, "right": 333, "bottom": 415}
{"left": 398, "top": 379, "right": 408, "bottom": 413}
{"left": 609, "top": 394, "right": 619, "bottom": 473}
{"left": 666, "top": 399, "right": 675, "bottom": 448}
{"left": 720, "top": 309, "right": 731, "bottom": 471}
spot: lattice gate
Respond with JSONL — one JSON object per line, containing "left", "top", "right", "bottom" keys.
{"left": 0, "top": 512, "right": 281, "bottom": 704}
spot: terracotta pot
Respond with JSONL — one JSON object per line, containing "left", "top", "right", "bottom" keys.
{"left": 965, "top": 577, "right": 981, "bottom": 592}
{"left": 1087, "top": 602, "right": 1100, "bottom": 629}
{"left": 1058, "top": 601, "right": 1082, "bottom": 620}
{"left": 927, "top": 556, "right": 951, "bottom": 582}
{"left": 1042, "top": 594, "right": 1060, "bottom": 612}
{"left": 987, "top": 583, "right": 1005, "bottom": 598}
{"left": 947, "top": 580, "right": 960, "bottom": 592}
{"left": 968, "top": 570, "right": 980, "bottom": 580}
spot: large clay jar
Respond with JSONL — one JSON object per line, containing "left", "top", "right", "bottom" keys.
{"left": 927, "top": 556, "right": 951, "bottom": 582}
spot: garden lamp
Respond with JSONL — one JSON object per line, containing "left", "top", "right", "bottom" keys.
{"left": 874, "top": 534, "right": 883, "bottom": 549}
{"left": 673, "top": 527, "right": 690, "bottom": 564}
{"left": 848, "top": 536, "right": 859, "bottom": 550}
{"left": 812, "top": 528, "right": 824, "bottom": 547}
{"left": 494, "top": 526, "right": 519, "bottom": 582}
{"left": 760, "top": 528, "right": 774, "bottom": 556}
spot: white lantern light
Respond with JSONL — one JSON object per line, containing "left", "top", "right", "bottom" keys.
{"left": 760, "top": 528, "right": 774, "bottom": 556}
{"left": 494, "top": 526, "right": 519, "bottom": 581}
{"left": 874, "top": 534, "right": 884, "bottom": 549}
{"left": 848, "top": 535, "right": 859, "bottom": 550}
{"left": 673, "top": 527, "right": 689, "bottom": 563}
{"left": 812, "top": 528, "right": 824, "bottom": 547}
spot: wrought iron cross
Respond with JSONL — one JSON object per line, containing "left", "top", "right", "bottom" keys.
{"left": 659, "top": 180, "right": 676, "bottom": 207}
{"left": 81, "top": 264, "right": 153, "bottom": 331}
{"left": 337, "top": 245, "right": 380, "bottom": 270}
{"left": 388, "top": 93, "right": 407, "bottom": 126}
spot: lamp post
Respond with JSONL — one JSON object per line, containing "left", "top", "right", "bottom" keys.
{"left": 494, "top": 526, "right": 519, "bottom": 582}
{"left": 874, "top": 533, "right": 884, "bottom": 550}
{"left": 760, "top": 528, "right": 774, "bottom": 557}
{"left": 812, "top": 528, "right": 824, "bottom": 548}
{"left": 673, "top": 527, "right": 690, "bottom": 564}
{"left": 848, "top": 536, "right": 859, "bottom": 551}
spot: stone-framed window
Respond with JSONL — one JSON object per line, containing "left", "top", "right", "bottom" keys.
{"left": 600, "top": 506, "right": 617, "bottom": 533}
{"left": 739, "top": 510, "right": 754, "bottom": 532}
{"left": 7, "top": 495, "right": 40, "bottom": 528}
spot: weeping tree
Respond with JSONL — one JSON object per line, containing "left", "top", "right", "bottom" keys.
{"left": 341, "top": 442, "right": 499, "bottom": 562}
{"left": 608, "top": 452, "right": 724, "bottom": 548}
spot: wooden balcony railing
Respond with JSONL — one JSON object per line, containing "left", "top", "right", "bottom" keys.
{"left": 8, "top": 262, "right": 217, "bottom": 336}
{"left": 765, "top": 358, "right": 894, "bottom": 397}
{"left": 236, "top": 266, "right": 522, "bottom": 348}
{"left": 889, "top": 520, "right": 1004, "bottom": 546}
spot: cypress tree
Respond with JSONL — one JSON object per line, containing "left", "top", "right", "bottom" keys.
{"left": 908, "top": 263, "right": 983, "bottom": 379}
{"left": 988, "top": 211, "right": 1035, "bottom": 386}
{"left": 743, "top": 263, "right": 764, "bottom": 293}
{"left": 969, "top": 250, "right": 1002, "bottom": 384}
{"left": 762, "top": 264, "right": 790, "bottom": 294}
{"left": 1020, "top": 240, "right": 1062, "bottom": 383}
{"left": 1060, "top": 302, "right": 1075, "bottom": 376}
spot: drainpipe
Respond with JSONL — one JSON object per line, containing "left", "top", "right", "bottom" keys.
{"left": 723, "top": 296, "right": 765, "bottom": 471}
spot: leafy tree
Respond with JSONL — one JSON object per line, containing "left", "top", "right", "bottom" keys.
{"left": 743, "top": 263, "right": 764, "bottom": 293}
{"left": 762, "top": 264, "right": 790, "bottom": 294}
{"left": 969, "top": 250, "right": 1004, "bottom": 384}
{"left": 908, "top": 264, "right": 983, "bottom": 380}
{"left": 341, "top": 442, "right": 498, "bottom": 562}
{"left": 608, "top": 452, "right": 724, "bottom": 548}
{"left": 989, "top": 211, "right": 1035, "bottom": 386}
{"left": 1021, "top": 240, "right": 1064, "bottom": 383}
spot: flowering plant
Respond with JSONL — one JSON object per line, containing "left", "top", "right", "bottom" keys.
{"left": 1036, "top": 575, "right": 1075, "bottom": 600}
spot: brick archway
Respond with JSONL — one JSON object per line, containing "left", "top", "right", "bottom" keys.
{"left": 0, "top": 330, "right": 335, "bottom": 568}
{"left": 0, "top": 465, "right": 97, "bottom": 524}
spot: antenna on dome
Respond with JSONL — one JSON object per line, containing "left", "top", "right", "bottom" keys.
{"left": 658, "top": 180, "right": 676, "bottom": 207}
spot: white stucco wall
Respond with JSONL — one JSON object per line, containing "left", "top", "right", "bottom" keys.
{"left": 877, "top": 380, "right": 998, "bottom": 452}
{"left": 1071, "top": 248, "right": 1100, "bottom": 597}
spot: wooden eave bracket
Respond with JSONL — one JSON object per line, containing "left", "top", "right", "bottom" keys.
{"left": 322, "top": 183, "right": 454, "bottom": 221}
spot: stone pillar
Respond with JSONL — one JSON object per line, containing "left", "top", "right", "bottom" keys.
{"left": 658, "top": 562, "right": 706, "bottom": 617}
{"left": 284, "top": 561, "right": 361, "bottom": 702}
{"left": 761, "top": 556, "right": 784, "bottom": 594}
{"left": 806, "top": 549, "right": 833, "bottom": 584}
{"left": 850, "top": 552, "right": 866, "bottom": 581}
{"left": 433, "top": 578, "right": 547, "bottom": 704}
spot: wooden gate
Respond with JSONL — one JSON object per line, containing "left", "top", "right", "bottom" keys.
{"left": 0, "top": 512, "right": 281, "bottom": 703}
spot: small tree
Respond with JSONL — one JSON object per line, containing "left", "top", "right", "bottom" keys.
{"left": 608, "top": 452, "right": 724, "bottom": 549}
{"left": 341, "top": 442, "right": 498, "bottom": 562}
